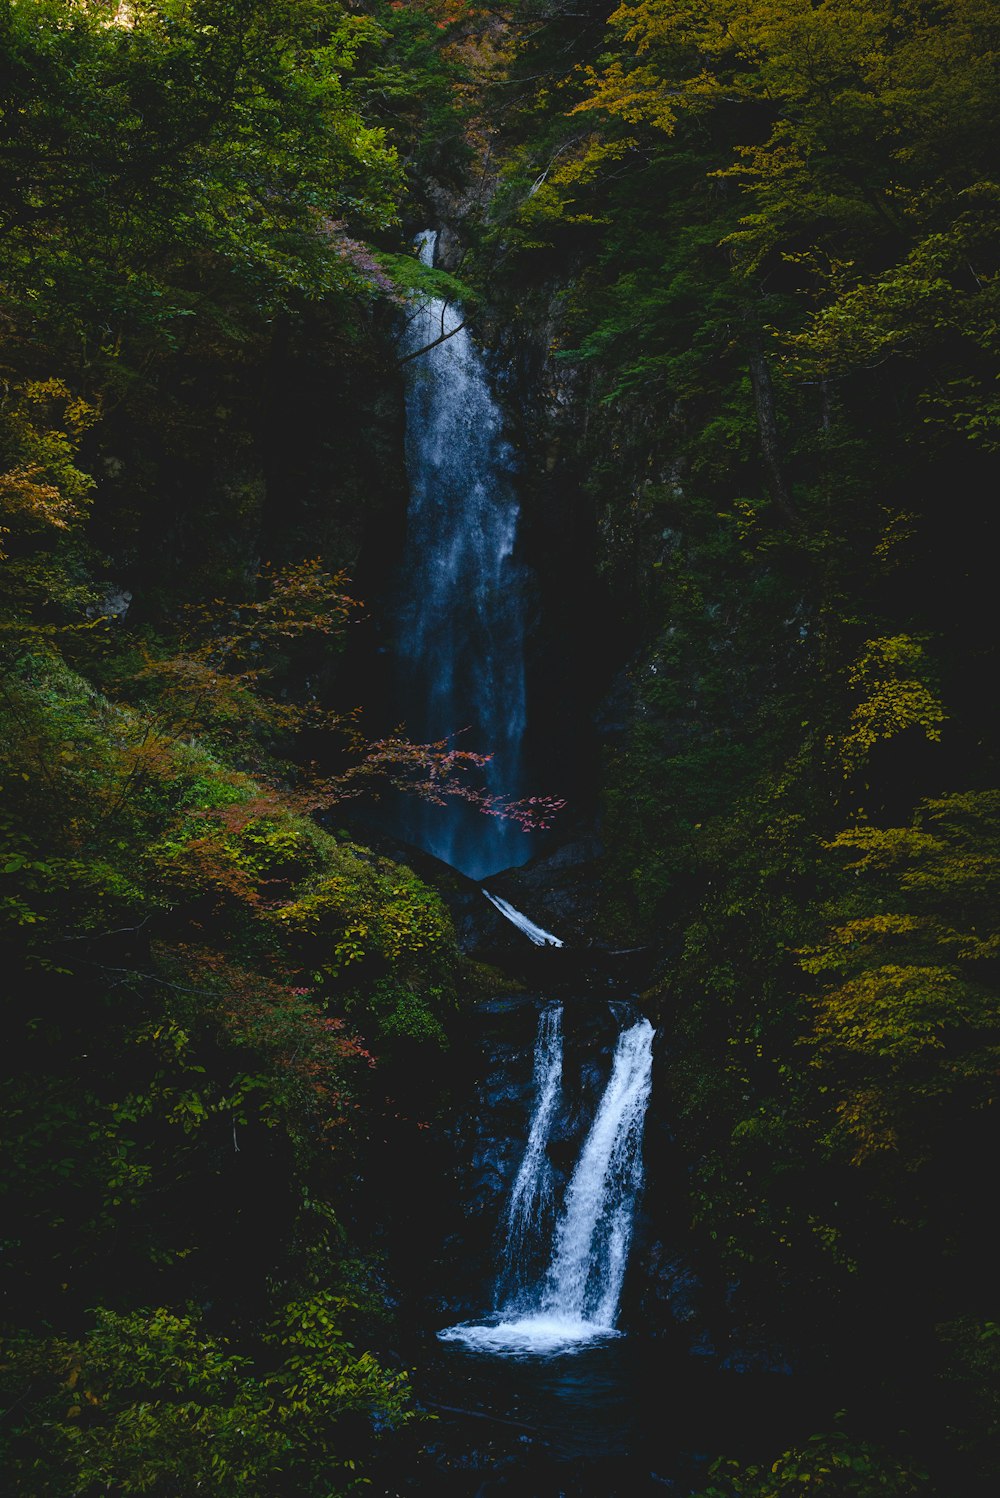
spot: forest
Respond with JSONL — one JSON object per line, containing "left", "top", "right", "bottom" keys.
{"left": 1, "top": 1, "right": 998, "bottom": 1494}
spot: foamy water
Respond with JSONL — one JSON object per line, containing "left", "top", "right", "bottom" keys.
{"left": 482, "top": 890, "right": 564, "bottom": 947}
{"left": 438, "top": 1314, "right": 621, "bottom": 1358}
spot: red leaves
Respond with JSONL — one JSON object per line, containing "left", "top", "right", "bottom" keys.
{"left": 124, "top": 560, "right": 566, "bottom": 859}
{"left": 310, "top": 731, "right": 566, "bottom": 830}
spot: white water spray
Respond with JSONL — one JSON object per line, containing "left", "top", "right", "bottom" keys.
{"left": 542, "top": 1018, "right": 654, "bottom": 1328}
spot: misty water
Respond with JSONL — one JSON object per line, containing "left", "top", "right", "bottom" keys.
{"left": 391, "top": 230, "right": 530, "bottom": 879}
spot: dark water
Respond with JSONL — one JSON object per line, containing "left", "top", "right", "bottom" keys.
{"left": 371, "top": 1333, "right": 830, "bottom": 1496}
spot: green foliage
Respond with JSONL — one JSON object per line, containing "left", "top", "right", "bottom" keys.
{"left": 361, "top": 0, "right": 475, "bottom": 184}
{"left": 570, "top": 0, "right": 1000, "bottom": 446}
{"left": 2, "top": 0, "right": 1000, "bottom": 1486}
{"left": 0, "top": 642, "right": 456, "bottom": 1479}
{"left": 0, "top": 380, "right": 101, "bottom": 628}
{"left": 0, "top": 1299, "right": 412, "bottom": 1496}
{"left": 1, "top": 0, "right": 402, "bottom": 349}
{"left": 937, "top": 1318, "right": 1000, "bottom": 1483}
{"left": 375, "top": 251, "right": 476, "bottom": 309}
{"left": 462, "top": 16, "right": 1000, "bottom": 1460}
{"left": 0, "top": 611, "right": 466, "bottom": 1490}
{"left": 696, "top": 1429, "right": 928, "bottom": 1498}
{"left": 801, "top": 792, "right": 1000, "bottom": 1166}
{"left": 0, "top": 4, "right": 491, "bottom": 1491}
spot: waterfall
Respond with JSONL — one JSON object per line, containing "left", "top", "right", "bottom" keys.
{"left": 441, "top": 1014, "right": 655, "bottom": 1357}
{"left": 541, "top": 1018, "right": 655, "bottom": 1328}
{"left": 481, "top": 889, "right": 564, "bottom": 948}
{"left": 496, "top": 1005, "right": 563, "bottom": 1311}
{"left": 392, "top": 230, "right": 529, "bottom": 880}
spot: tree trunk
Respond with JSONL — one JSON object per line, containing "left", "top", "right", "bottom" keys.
{"left": 748, "top": 340, "right": 799, "bottom": 527}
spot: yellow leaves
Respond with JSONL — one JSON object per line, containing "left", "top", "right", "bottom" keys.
{"left": 576, "top": 0, "right": 1000, "bottom": 357}
{"left": 545, "top": 135, "right": 632, "bottom": 190}
{"left": 61, "top": 1355, "right": 100, "bottom": 1417}
{"left": 799, "top": 912, "right": 925, "bottom": 975}
{"left": 839, "top": 634, "right": 946, "bottom": 776}
{"left": 609, "top": 0, "right": 751, "bottom": 59}
{"left": 575, "top": 60, "right": 682, "bottom": 132}
{"left": 803, "top": 790, "right": 1000, "bottom": 1164}
{"left": 873, "top": 507, "right": 916, "bottom": 568}
{"left": 808, "top": 960, "right": 997, "bottom": 1162}
{"left": 23, "top": 377, "right": 98, "bottom": 439}
{"left": 812, "top": 961, "right": 970, "bottom": 1055}
{"left": 0, "top": 464, "right": 75, "bottom": 542}
{"left": 591, "top": 0, "right": 895, "bottom": 129}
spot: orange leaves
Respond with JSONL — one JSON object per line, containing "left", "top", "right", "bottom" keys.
{"left": 152, "top": 830, "right": 264, "bottom": 911}
{"left": 129, "top": 559, "right": 564, "bottom": 834}
{"left": 389, "top": 0, "right": 485, "bottom": 27}
{"left": 0, "top": 465, "right": 75, "bottom": 553}
{"left": 127, "top": 561, "right": 362, "bottom": 749}
{"left": 0, "top": 379, "right": 97, "bottom": 568}
{"left": 177, "top": 559, "right": 363, "bottom": 662}
{"left": 237, "top": 558, "right": 362, "bottom": 642}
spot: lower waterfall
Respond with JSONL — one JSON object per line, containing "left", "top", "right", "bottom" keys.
{"left": 440, "top": 1010, "right": 655, "bottom": 1357}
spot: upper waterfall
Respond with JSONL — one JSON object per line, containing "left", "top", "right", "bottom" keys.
{"left": 391, "top": 230, "right": 530, "bottom": 880}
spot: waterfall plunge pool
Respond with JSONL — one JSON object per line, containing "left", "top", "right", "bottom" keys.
{"left": 374, "top": 1331, "right": 831, "bottom": 1497}
{"left": 438, "top": 1312, "right": 621, "bottom": 1358}
{"left": 371, "top": 996, "right": 840, "bottom": 1495}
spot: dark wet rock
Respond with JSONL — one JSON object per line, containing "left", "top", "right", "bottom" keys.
{"left": 643, "top": 1246, "right": 702, "bottom": 1326}
{"left": 334, "top": 816, "right": 655, "bottom": 995}
{"left": 719, "top": 1347, "right": 794, "bottom": 1376}
{"left": 487, "top": 835, "right": 604, "bottom": 945}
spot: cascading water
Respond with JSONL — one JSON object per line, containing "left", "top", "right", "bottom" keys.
{"left": 542, "top": 1017, "right": 654, "bottom": 1330}
{"left": 482, "top": 889, "right": 564, "bottom": 948}
{"left": 391, "top": 231, "right": 653, "bottom": 1363}
{"left": 441, "top": 1013, "right": 655, "bottom": 1357}
{"left": 496, "top": 1005, "right": 563, "bottom": 1311}
{"left": 392, "top": 230, "right": 529, "bottom": 880}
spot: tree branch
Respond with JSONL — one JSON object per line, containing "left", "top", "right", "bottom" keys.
{"left": 397, "top": 320, "right": 467, "bottom": 366}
